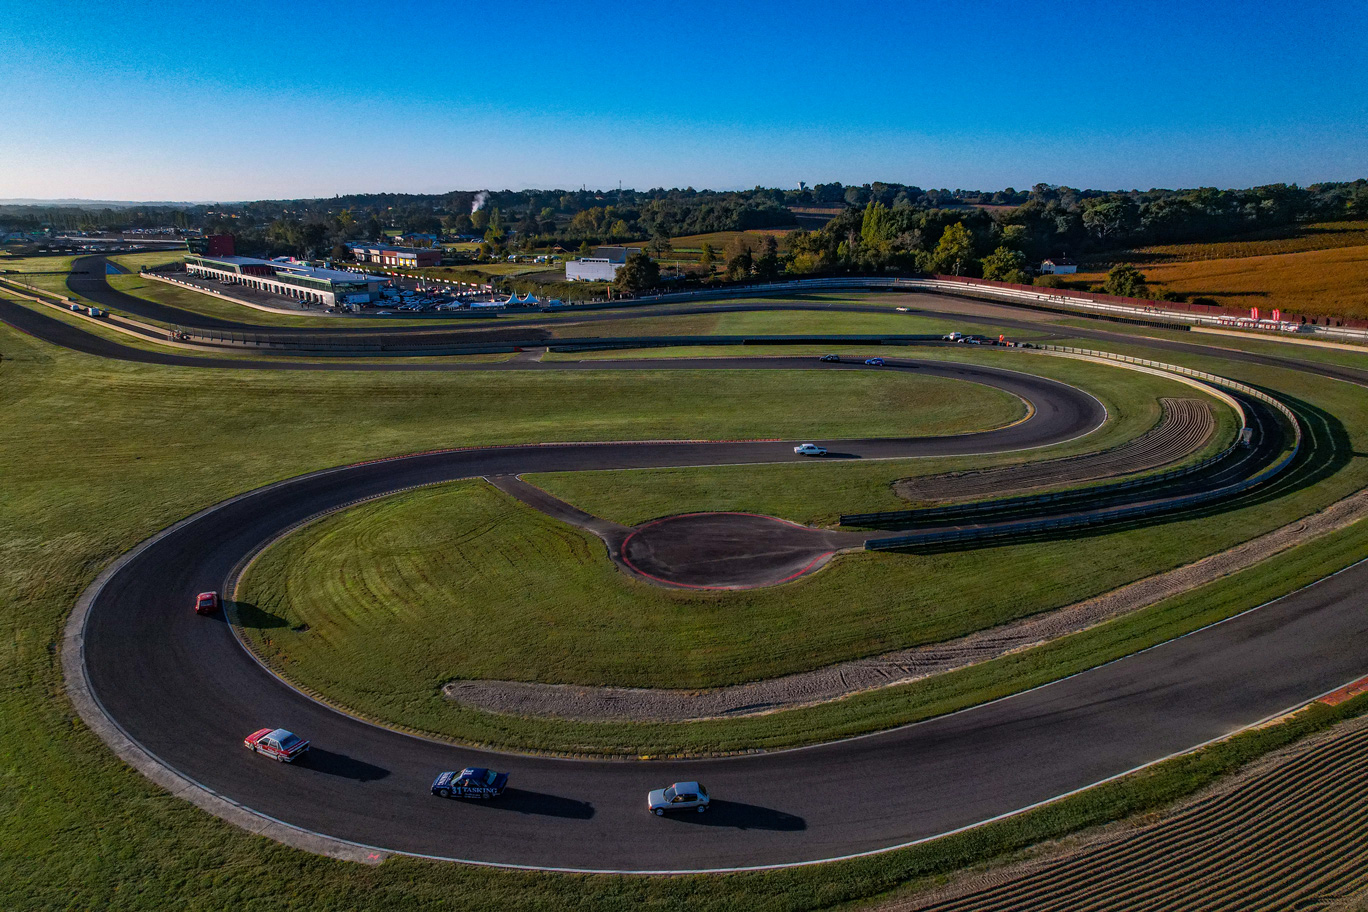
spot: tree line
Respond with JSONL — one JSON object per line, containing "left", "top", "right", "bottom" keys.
{"left": 3, "top": 180, "right": 1364, "bottom": 270}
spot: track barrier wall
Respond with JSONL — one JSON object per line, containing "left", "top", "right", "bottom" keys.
{"left": 858, "top": 347, "right": 1303, "bottom": 550}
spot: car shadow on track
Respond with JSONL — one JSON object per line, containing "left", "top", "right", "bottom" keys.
{"left": 302, "top": 748, "right": 390, "bottom": 782}
{"left": 665, "top": 800, "right": 805, "bottom": 830}
{"left": 478, "top": 788, "right": 595, "bottom": 819}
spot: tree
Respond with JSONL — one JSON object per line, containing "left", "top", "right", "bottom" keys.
{"left": 860, "top": 201, "right": 894, "bottom": 246}
{"left": 755, "top": 234, "right": 781, "bottom": 280}
{"left": 699, "top": 241, "right": 717, "bottom": 267}
{"left": 578, "top": 240, "right": 593, "bottom": 258}
{"left": 725, "top": 250, "right": 753, "bottom": 280}
{"left": 929, "top": 223, "right": 975, "bottom": 275}
{"left": 1104, "top": 263, "right": 1149, "bottom": 298}
{"left": 470, "top": 208, "right": 491, "bottom": 231}
{"left": 442, "top": 212, "right": 472, "bottom": 234}
{"left": 980, "top": 246, "right": 1028, "bottom": 284}
{"left": 1081, "top": 198, "right": 1139, "bottom": 241}
{"left": 614, "top": 251, "right": 659, "bottom": 295}
{"left": 649, "top": 228, "right": 673, "bottom": 259}
{"left": 999, "top": 224, "right": 1029, "bottom": 250}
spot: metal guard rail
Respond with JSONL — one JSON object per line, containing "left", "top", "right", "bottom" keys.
{"left": 862, "top": 347, "right": 1302, "bottom": 550}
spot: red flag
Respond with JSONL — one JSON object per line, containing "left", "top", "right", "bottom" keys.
{"left": 1251, "top": 307, "right": 1260, "bottom": 320}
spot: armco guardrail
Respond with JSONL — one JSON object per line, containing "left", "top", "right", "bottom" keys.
{"left": 577, "top": 276, "right": 1366, "bottom": 342}
{"left": 845, "top": 348, "right": 1254, "bottom": 527}
{"left": 862, "top": 347, "right": 1302, "bottom": 550}
{"left": 842, "top": 423, "right": 1252, "bottom": 527}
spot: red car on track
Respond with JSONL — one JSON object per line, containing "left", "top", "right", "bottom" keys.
{"left": 244, "top": 728, "right": 310, "bottom": 762}
{"left": 194, "top": 591, "right": 220, "bottom": 615}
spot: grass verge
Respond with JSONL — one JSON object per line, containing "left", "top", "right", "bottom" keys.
{"left": 239, "top": 497, "right": 1368, "bottom": 756}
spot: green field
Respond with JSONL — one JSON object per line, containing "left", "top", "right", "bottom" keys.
{"left": 544, "top": 309, "right": 1000, "bottom": 339}
{"left": 109, "top": 250, "right": 186, "bottom": 271}
{"left": 528, "top": 352, "right": 1234, "bottom": 524}
{"left": 5, "top": 301, "right": 1368, "bottom": 909}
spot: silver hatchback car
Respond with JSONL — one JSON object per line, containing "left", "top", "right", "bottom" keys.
{"left": 647, "top": 781, "right": 710, "bottom": 815}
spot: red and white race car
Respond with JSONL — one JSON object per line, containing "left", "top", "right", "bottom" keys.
{"left": 194, "top": 591, "right": 220, "bottom": 615}
{"left": 244, "top": 728, "right": 310, "bottom": 762}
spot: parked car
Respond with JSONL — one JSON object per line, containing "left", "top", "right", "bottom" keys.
{"left": 194, "top": 591, "right": 219, "bottom": 615}
{"left": 243, "top": 728, "right": 310, "bottom": 763}
{"left": 431, "top": 767, "right": 508, "bottom": 799}
{"left": 794, "top": 443, "right": 827, "bottom": 456}
{"left": 648, "top": 781, "right": 710, "bottom": 815}
{"left": 865, "top": 357, "right": 885, "bottom": 366}
{"left": 819, "top": 354, "right": 840, "bottom": 362}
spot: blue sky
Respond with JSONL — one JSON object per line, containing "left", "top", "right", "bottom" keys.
{"left": 1, "top": 0, "right": 1364, "bottom": 200}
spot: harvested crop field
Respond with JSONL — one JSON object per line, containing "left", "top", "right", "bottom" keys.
{"left": 1114, "top": 220, "right": 1368, "bottom": 264}
{"left": 1075, "top": 242, "right": 1368, "bottom": 322}
{"left": 898, "top": 711, "right": 1368, "bottom": 912}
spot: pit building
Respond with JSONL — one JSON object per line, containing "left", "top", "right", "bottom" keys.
{"left": 184, "top": 255, "right": 385, "bottom": 306}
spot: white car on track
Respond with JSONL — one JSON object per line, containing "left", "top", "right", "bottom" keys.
{"left": 794, "top": 444, "right": 827, "bottom": 456}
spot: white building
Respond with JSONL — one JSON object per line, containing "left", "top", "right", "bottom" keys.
{"left": 185, "top": 255, "right": 384, "bottom": 307}
{"left": 565, "top": 246, "right": 642, "bottom": 282}
{"left": 1039, "top": 257, "right": 1078, "bottom": 275}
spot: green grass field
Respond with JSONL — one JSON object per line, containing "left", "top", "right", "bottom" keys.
{"left": 3, "top": 303, "right": 1368, "bottom": 909}
{"left": 528, "top": 352, "right": 1232, "bottom": 524}
{"left": 544, "top": 309, "right": 1006, "bottom": 339}
{"left": 109, "top": 250, "right": 186, "bottom": 271}
{"left": 0, "top": 252, "right": 81, "bottom": 272}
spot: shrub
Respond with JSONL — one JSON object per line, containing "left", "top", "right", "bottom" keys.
{"left": 1104, "top": 263, "right": 1150, "bottom": 298}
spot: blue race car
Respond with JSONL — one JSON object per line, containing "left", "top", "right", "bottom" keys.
{"left": 865, "top": 357, "right": 885, "bottom": 366}
{"left": 431, "top": 767, "right": 509, "bottom": 799}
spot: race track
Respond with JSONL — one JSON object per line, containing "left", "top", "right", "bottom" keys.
{"left": 8, "top": 274, "right": 1366, "bottom": 871}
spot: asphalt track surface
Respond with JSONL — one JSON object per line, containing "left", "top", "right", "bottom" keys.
{"left": 11, "top": 271, "right": 1368, "bottom": 871}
